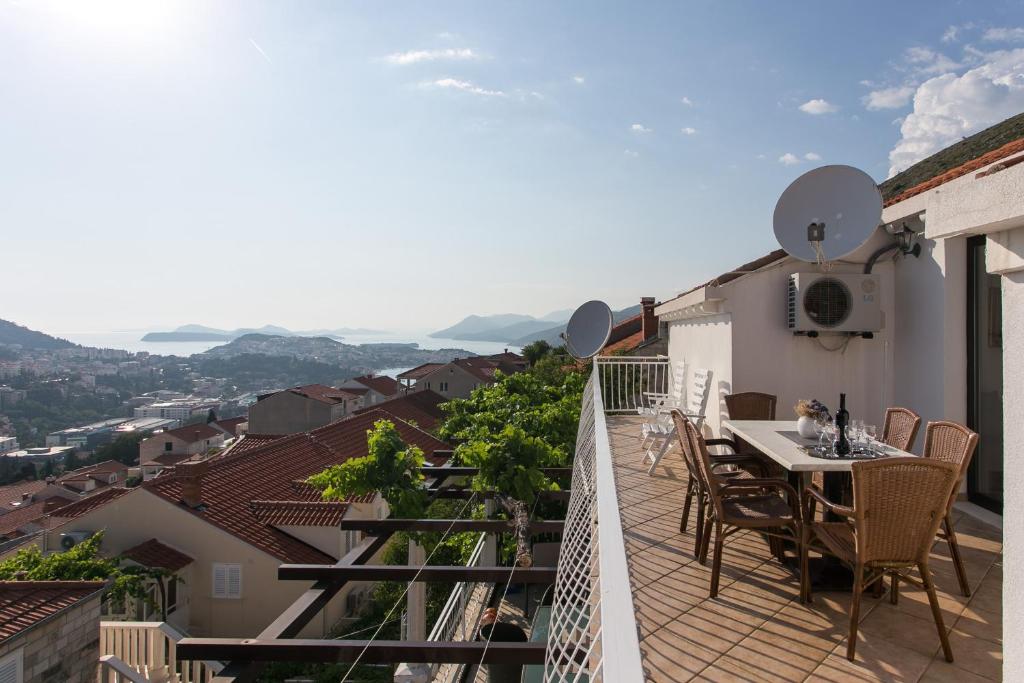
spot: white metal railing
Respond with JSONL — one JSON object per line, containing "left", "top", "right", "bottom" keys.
{"left": 594, "top": 356, "right": 671, "bottom": 414}
{"left": 427, "top": 532, "right": 491, "bottom": 683}
{"left": 543, "top": 366, "right": 644, "bottom": 682}
{"left": 99, "top": 621, "right": 223, "bottom": 683}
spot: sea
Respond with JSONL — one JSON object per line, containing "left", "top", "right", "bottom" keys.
{"left": 55, "top": 331, "right": 521, "bottom": 379}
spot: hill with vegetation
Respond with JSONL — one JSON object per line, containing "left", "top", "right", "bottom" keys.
{"left": 0, "top": 320, "right": 76, "bottom": 350}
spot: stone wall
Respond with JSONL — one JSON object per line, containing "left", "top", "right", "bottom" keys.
{"left": 0, "top": 593, "right": 101, "bottom": 683}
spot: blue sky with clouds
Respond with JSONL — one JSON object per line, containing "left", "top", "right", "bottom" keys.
{"left": 2, "top": 1, "right": 1022, "bottom": 333}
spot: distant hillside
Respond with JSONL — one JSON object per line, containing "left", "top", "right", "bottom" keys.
{"left": 199, "top": 334, "right": 475, "bottom": 373}
{"left": 142, "top": 323, "right": 385, "bottom": 342}
{"left": 430, "top": 314, "right": 536, "bottom": 339}
{"left": 0, "top": 320, "right": 76, "bottom": 350}
{"left": 453, "top": 319, "right": 562, "bottom": 343}
{"left": 513, "top": 304, "right": 643, "bottom": 346}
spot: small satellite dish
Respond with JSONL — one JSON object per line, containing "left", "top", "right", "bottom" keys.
{"left": 773, "top": 165, "right": 882, "bottom": 263}
{"left": 562, "top": 300, "right": 613, "bottom": 359}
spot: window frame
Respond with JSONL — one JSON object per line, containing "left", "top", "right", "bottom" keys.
{"left": 212, "top": 563, "right": 242, "bottom": 599}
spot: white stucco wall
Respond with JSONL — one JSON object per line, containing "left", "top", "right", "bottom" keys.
{"left": 999, "top": 270, "right": 1023, "bottom": 676}
{"left": 666, "top": 258, "right": 896, "bottom": 440}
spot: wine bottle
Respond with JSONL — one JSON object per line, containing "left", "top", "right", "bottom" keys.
{"left": 834, "top": 393, "right": 850, "bottom": 456}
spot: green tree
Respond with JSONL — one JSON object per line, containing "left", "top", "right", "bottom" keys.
{"left": 307, "top": 420, "right": 428, "bottom": 518}
{"left": 0, "top": 532, "right": 174, "bottom": 618}
{"left": 521, "top": 339, "right": 552, "bottom": 366}
{"left": 90, "top": 431, "right": 150, "bottom": 467}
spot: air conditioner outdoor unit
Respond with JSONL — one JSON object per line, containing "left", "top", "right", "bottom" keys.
{"left": 787, "top": 273, "right": 881, "bottom": 334}
{"left": 59, "top": 530, "right": 94, "bottom": 551}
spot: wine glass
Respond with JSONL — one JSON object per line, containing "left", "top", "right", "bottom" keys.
{"left": 851, "top": 419, "right": 864, "bottom": 448}
{"left": 865, "top": 424, "right": 878, "bottom": 455}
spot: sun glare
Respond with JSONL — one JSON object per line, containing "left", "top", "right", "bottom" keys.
{"left": 45, "top": 0, "right": 181, "bottom": 38}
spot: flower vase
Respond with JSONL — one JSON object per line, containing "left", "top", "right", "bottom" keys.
{"left": 797, "top": 416, "right": 818, "bottom": 439}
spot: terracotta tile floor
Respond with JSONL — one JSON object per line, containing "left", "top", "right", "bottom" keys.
{"left": 607, "top": 416, "right": 1003, "bottom": 683}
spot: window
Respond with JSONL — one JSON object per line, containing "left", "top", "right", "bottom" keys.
{"left": 164, "top": 441, "right": 173, "bottom": 452}
{"left": 212, "top": 563, "right": 242, "bottom": 599}
{"left": 0, "top": 649, "right": 23, "bottom": 683}
{"left": 440, "top": 382, "right": 449, "bottom": 392}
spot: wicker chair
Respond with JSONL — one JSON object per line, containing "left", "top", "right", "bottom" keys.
{"left": 723, "top": 392, "right": 783, "bottom": 477}
{"left": 671, "top": 410, "right": 768, "bottom": 559}
{"left": 681, "top": 417, "right": 801, "bottom": 598}
{"left": 801, "top": 458, "right": 960, "bottom": 662}
{"left": 882, "top": 406, "right": 922, "bottom": 452}
{"left": 921, "top": 421, "right": 980, "bottom": 597}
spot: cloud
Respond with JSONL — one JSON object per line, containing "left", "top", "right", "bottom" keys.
{"left": 863, "top": 85, "right": 916, "bottom": 110}
{"left": 804, "top": 152, "right": 821, "bottom": 161}
{"left": 427, "top": 78, "right": 505, "bottom": 97}
{"left": 904, "top": 47, "right": 961, "bottom": 75}
{"left": 887, "top": 47, "right": 1024, "bottom": 176}
{"left": 385, "top": 48, "right": 478, "bottom": 65}
{"left": 681, "top": 96, "right": 693, "bottom": 106}
{"left": 631, "top": 123, "right": 652, "bottom": 133}
{"left": 623, "top": 149, "right": 639, "bottom": 158}
{"left": 680, "top": 127, "right": 697, "bottom": 135}
{"left": 983, "top": 27, "right": 1024, "bottom": 43}
{"left": 573, "top": 75, "right": 585, "bottom": 84}
{"left": 942, "top": 26, "right": 960, "bottom": 43}
{"left": 778, "top": 153, "right": 801, "bottom": 165}
{"left": 799, "top": 99, "right": 839, "bottom": 114}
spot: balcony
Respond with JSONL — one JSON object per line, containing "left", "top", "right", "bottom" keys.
{"left": 176, "top": 356, "right": 1001, "bottom": 682}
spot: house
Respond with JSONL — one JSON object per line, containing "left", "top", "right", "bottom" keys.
{"left": 398, "top": 357, "right": 526, "bottom": 399}
{"left": 0, "top": 581, "right": 105, "bottom": 683}
{"left": 652, "top": 115, "right": 1024, "bottom": 660}
{"left": 601, "top": 297, "right": 666, "bottom": 355}
{"left": 352, "top": 389, "right": 448, "bottom": 431}
{"left": 338, "top": 374, "right": 402, "bottom": 405}
{"left": 17, "top": 410, "right": 450, "bottom": 639}
{"left": 55, "top": 460, "right": 128, "bottom": 494}
{"left": 247, "top": 384, "right": 364, "bottom": 435}
{"left": 211, "top": 416, "right": 247, "bottom": 438}
{"left": 138, "top": 424, "right": 227, "bottom": 481}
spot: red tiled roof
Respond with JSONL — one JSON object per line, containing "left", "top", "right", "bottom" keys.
{"left": 350, "top": 374, "right": 401, "bottom": 396}
{"left": 397, "top": 363, "right": 445, "bottom": 381}
{"left": 213, "top": 417, "right": 247, "bottom": 437}
{"left": 289, "top": 384, "right": 359, "bottom": 405}
{"left": 121, "top": 539, "right": 193, "bottom": 571}
{"left": 340, "top": 387, "right": 369, "bottom": 395}
{"left": 0, "top": 581, "right": 106, "bottom": 643}
{"left": 144, "top": 411, "right": 450, "bottom": 564}
{"left": 161, "top": 423, "right": 223, "bottom": 443}
{"left": 884, "top": 137, "right": 1024, "bottom": 207}
{"left": 58, "top": 460, "right": 127, "bottom": 484}
{"left": 0, "top": 480, "right": 46, "bottom": 512}
{"left": 353, "top": 390, "right": 448, "bottom": 430}
{"left": 152, "top": 453, "right": 192, "bottom": 466}
{"left": 220, "top": 434, "right": 282, "bottom": 458}
{"left": 48, "top": 487, "right": 130, "bottom": 520}
{"left": 0, "top": 502, "right": 47, "bottom": 537}
{"left": 250, "top": 500, "right": 350, "bottom": 527}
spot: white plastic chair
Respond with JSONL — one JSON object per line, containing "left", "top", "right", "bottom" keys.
{"left": 639, "top": 361, "right": 686, "bottom": 447}
{"left": 643, "top": 368, "right": 712, "bottom": 474}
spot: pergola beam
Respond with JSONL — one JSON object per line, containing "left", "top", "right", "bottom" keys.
{"left": 420, "top": 466, "right": 572, "bottom": 477}
{"left": 426, "top": 487, "right": 572, "bottom": 502}
{"left": 179, "top": 639, "right": 547, "bottom": 665}
{"left": 278, "top": 564, "right": 558, "bottom": 583}
{"left": 338, "top": 519, "right": 564, "bottom": 534}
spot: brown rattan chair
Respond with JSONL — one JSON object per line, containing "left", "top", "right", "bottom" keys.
{"left": 882, "top": 406, "right": 922, "bottom": 452}
{"left": 682, "top": 418, "right": 801, "bottom": 598}
{"left": 671, "top": 410, "right": 768, "bottom": 558}
{"left": 801, "top": 457, "right": 960, "bottom": 662}
{"left": 921, "top": 421, "right": 979, "bottom": 597}
{"left": 723, "top": 392, "right": 784, "bottom": 478}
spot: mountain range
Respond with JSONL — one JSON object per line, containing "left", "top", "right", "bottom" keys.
{"left": 141, "top": 324, "right": 385, "bottom": 342}
{"left": 0, "top": 319, "right": 77, "bottom": 350}
{"left": 429, "top": 306, "right": 640, "bottom": 346}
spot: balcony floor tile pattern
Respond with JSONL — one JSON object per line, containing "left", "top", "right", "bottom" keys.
{"left": 607, "top": 415, "right": 1003, "bottom": 683}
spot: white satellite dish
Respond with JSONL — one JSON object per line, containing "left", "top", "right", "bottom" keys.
{"left": 773, "top": 165, "right": 882, "bottom": 263}
{"left": 562, "top": 300, "right": 613, "bottom": 359}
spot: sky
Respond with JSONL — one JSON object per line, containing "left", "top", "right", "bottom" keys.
{"left": 2, "top": 1, "right": 1023, "bottom": 334}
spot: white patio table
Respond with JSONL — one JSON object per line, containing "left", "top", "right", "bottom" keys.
{"left": 719, "top": 419, "right": 915, "bottom": 590}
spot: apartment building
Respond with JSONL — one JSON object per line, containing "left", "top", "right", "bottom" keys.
{"left": 246, "top": 384, "right": 363, "bottom": 435}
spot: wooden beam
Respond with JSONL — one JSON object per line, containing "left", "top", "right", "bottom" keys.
{"left": 180, "top": 639, "right": 548, "bottom": 665}
{"left": 278, "top": 564, "right": 558, "bottom": 583}
{"left": 338, "top": 519, "right": 564, "bottom": 534}
{"left": 421, "top": 466, "right": 572, "bottom": 477}
{"left": 426, "top": 488, "right": 572, "bottom": 502}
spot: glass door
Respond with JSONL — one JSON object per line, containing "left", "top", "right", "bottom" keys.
{"left": 967, "top": 236, "right": 1003, "bottom": 513}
